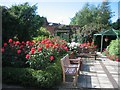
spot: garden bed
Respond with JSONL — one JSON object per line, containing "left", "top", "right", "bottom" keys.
{"left": 2, "top": 37, "right": 69, "bottom": 88}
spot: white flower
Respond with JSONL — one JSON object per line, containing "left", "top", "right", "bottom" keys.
{"left": 67, "top": 42, "right": 79, "bottom": 51}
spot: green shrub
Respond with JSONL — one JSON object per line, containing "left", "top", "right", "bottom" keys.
{"left": 3, "top": 66, "right": 62, "bottom": 88}
{"left": 46, "top": 60, "right": 62, "bottom": 84}
{"left": 2, "top": 67, "right": 35, "bottom": 86}
{"left": 102, "top": 51, "right": 106, "bottom": 56}
{"left": 106, "top": 39, "right": 120, "bottom": 56}
{"left": 33, "top": 35, "right": 45, "bottom": 41}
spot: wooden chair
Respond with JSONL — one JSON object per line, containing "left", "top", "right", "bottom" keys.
{"left": 60, "top": 54, "right": 81, "bottom": 86}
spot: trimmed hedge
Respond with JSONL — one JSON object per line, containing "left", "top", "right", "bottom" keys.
{"left": 3, "top": 63, "right": 62, "bottom": 88}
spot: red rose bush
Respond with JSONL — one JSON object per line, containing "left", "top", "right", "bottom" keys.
{"left": 26, "top": 37, "right": 68, "bottom": 70}
{"left": 2, "top": 39, "right": 34, "bottom": 67}
{"left": 79, "top": 42, "right": 97, "bottom": 49}
{"left": 2, "top": 37, "right": 68, "bottom": 69}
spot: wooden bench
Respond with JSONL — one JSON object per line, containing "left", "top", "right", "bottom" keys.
{"left": 60, "top": 54, "right": 81, "bottom": 86}
{"left": 87, "top": 48, "right": 97, "bottom": 60}
{"left": 77, "top": 47, "right": 97, "bottom": 60}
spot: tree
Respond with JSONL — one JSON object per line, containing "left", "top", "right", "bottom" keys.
{"left": 111, "top": 19, "right": 120, "bottom": 30}
{"left": 70, "top": 3, "right": 93, "bottom": 27}
{"left": 98, "top": 1, "right": 112, "bottom": 29}
{"left": 2, "top": 2, "right": 45, "bottom": 42}
{"left": 1, "top": 6, "right": 18, "bottom": 43}
{"left": 70, "top": 2, "right": 112, "bottom": 43}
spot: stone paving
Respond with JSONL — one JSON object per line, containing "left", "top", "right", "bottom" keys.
{"left": 58, "top": 52, "right": 120, "bottom": 89}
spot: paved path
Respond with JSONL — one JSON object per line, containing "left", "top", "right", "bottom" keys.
{"left": 58, "top": 52, "right": 120, "bottom": 89}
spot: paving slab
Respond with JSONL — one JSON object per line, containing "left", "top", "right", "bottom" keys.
{"left": 58, "top": 52, "right": 119, "bottom": 89}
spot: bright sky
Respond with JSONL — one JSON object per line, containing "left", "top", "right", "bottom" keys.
{"left": 0, "top": 0, "right": 119, "bottom": 25}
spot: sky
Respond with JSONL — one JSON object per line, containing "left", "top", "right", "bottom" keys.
{"left": 0, "top": 0, "right": 119, "bottom": 25}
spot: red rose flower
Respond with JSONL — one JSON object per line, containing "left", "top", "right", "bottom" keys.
{"left": 53, "top": 45, "right": 57, "bottom": 48}
{"left": 31, "top": 47, "right": 35, "bottom": 51}
{"left": 50, "top": 56, "right": 54, "bottom": 61}
{"left": 15, "top": 41, "right": 20, "bottom": 45}
{"left": 20, "top": 45, "right": 23, "bottom": 49}
{"left": 31, "top": 48, "right": 35, "bottom": 54}
{"left": 55, "top": 44, "right": 59, "bottom": 46}
{"left": 31, "top": 50, "right": 35, "bottom": 54}
{"left": 17, "top": 50, "right": 21, "bottom": 54}
{"left": 9, "top": 39, "right": 13, "bottom": 43}
{"left": 49, "top": 43, "right": 53, "bottom": 47}
{"left": 64, "top": 47, "right": 68, "bottom": 51}
{"left": 26, "top": 54, "right": 30, "bottom": 59}
{"left": 38, "top": 47, "right": 42, "bottom": 52}
{"left": 26, "top": 41, "right": 31, "bottom": 45}
{"left": 31, "top": 41, "right": 34, "bottom": 45}
{"left": 22, "top": 41, "right": 25, "bottom": 45}
{"left": 4, "top": 43, "right": 7, "bottom": 47}
{"left": 46, "top": 44, "right": 49, "bottom": 48}
{"left": 41, "top": 40, "right": 45, "bottom": 44}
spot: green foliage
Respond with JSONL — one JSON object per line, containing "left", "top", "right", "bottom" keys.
{"left": 36, "top": 27, "right": 50, "bottom": 37}
{"left": 70, "top": 2, "right": 112, "bottom": 43}
{"left": 1, "top": 2, "right": 45, "bottom": 43}
{"left": 3, "top": 66, "right": 62, "bottom": 88}
{"left": 98, "top": 2, "right": 112, "bottom": 29}
{"left": 70, "top": 3, "right": 94, "bottom": 27}
{"left": 33, "top": 35, "right": 45, "bottom": 41}
{"left": 46, "top": 61, "right": 62, "bottom": 84}
{"left": 102, "top": 51, "right": 106, "bottom": 56}
{"left": 2, "top": 67, "right": 36, "bottom": 86}
{"left": 33, "top": 27, "right": 51, "bottom": 41}
{"left": 112, "top": 19, "right": 120, "bottom": 30}
{"left": 1, "top": 6, "right": 18, "bottom": 43}
{"left": 106, "top": 39, "right": 120, "bottom": 56}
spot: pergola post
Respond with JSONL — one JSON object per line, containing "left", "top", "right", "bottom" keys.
{"left": 100, "top": 35, "right": 103, "bottom": 52}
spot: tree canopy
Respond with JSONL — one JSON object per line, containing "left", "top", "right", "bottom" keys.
{"left": 1, "top": 2, "right": 45, "bottom": 43}
{"left": 70, "top": 2, "right": 112, "bottom": 37}
{"left": 111, "top": 19, "right": 120, "bottom": 30}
